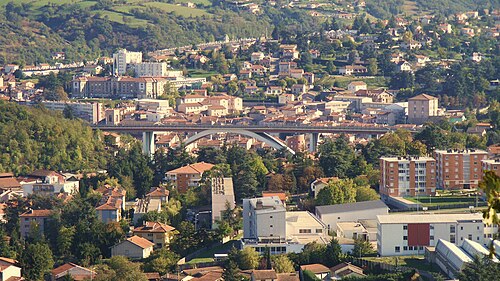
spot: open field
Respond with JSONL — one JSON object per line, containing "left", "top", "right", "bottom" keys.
{"left": 0, "top": 0, "right": 212, "bottom": 26}
{"left": 144, "top": 2, "right": 211, "bottom": 17}
{"left": 406, "top": 195, "right": 482, "bottom": 207}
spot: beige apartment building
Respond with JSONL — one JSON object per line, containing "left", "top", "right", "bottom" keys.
{"left": 380, "top": 156, "right": 436, "bottom": 197}
{"left": 408, "top": 94, "right": 438, "bottom": 124}
{"left": 435, "top": 149, "right": 488, "bottom": 189}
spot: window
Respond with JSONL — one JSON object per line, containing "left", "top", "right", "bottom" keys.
{"left": 468, "top": 234, "right": 472, "bottom": 240}
{"left": 403, "top": 225, "right": 408, "bottom": 230}
{"left": 299, "top": 229, "right": 312, "bottom": 234}
{"left": 270, "top": 216, "right": 273, "bottom": 219}
{"left": 450, "top": 235, "right": 456, "bottom": 243}
{"left": 395, "top": 246, "right": 400, "bottom": 253}
{"left": 403, "top": 236, "right": 408, "bottom": 240}
{"left": 460, "top": 226, "right": 463, "bottom": 230}
{"left": 450, "top": 225, "right": 456, "bottom": 233}
{"left": 430, "top": 225, "right": 434, "bottom": 230}
{"left": 316, "top": 229, "right": 323, "bottom": 233}
{"left": 430, "top": 236, "right": 434, "bottom": 240}
{"left": 270, "top": 225, "right": 273, "bottom": 228}
{"left": 403, "top": 246, "right": 408, "bottom": 251}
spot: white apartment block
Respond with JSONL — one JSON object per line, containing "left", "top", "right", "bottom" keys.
{"left": 113, "top": 49, "right": 143, "bottom": 75}
{"left": 134, "top": 62, "right": 168, "bottom": 77}
{"left": 41, "top": 101, "right": 105, "bottom": 124}
{"left": 376, "top": 213, "right": 485, "bottom": 256}
{"left": 242, "top": 197, "right": 329, "bottom": 254}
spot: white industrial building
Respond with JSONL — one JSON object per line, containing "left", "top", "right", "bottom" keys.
{"left": 242, "top": 196, "right": 329, "bottom": 254}
{"left": 376, "top": 213, "right": 485, "bottom": 256}
{"left": 315, "top": 200, "right": 389, "bottom": 231}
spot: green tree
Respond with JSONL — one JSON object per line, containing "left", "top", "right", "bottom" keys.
{"left": 143, "top": 248, "right": 179, "bottom": 275}
{"left": 318, "top": 136, "right": 357, "bottom": 178}
{"left": 355, "top": 186, "right": 379, "bottom": 202}
{"left": 237, "top": 247, "right": 260, "bottom": 270}
{"left": 222, "top": 260, "right": 246, "bottom": 281}
{"left": 316, "top": 179, "right": 356, "bottom": 206}
{"left": 272, "top": 255, "right": 294, "bottom": 273}
{"left": 481, "top": 171, "right": 500, "bottom": 226}
{"left": 351, "top": 237, "right": 375, "bottom": 257}
{"left": 367, "top": 58, "right": 378, "bottom": 75}
{"left": 21, "top": 242, "right": 54, "bottom": 281}
{"left": 456, "top": 256, "right": 500, "bottom": 281}
{"left": 95, "top": 256, "right": 147, "bottom": 281}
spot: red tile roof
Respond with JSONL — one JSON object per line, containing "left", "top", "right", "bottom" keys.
{"left": 126, "top": 235, "right": 155, "bottom": 249}
{"left": 134, "top": 221, "right": 175, "bottom": 233}
{"left": 166, "top": 162, "right": 214, "bottom": 175}
{"left": 300, "top": 264, "right": 330, "bottom": 274}
{"left": 20, "top": 209, "right": 52, "bottom": 217}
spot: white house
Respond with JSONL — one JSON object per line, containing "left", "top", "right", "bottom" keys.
{"left": 111, "top": 235, "right": 154, "bottom": 259}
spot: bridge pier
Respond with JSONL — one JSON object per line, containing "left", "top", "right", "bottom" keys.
{"left": 142, "top": 131, "right": 156, "bottom": 157}
{"left": 309, "top": 133, "right": 319, "bottom": 153}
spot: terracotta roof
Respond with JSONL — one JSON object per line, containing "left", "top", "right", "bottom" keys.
{"left": 134, "top": 221, "right": 175, "bottom": 233}
{"left": 96, "top": 198, "right": 121, "bottom": 210}
{"left": 277, "top": 273, "right": 300, "bottom": 281}
{"left": 20, "top": 209, "right": 52, "bottom": 217}
{"left": 300, "top": 264, "right": 330, "bottom": 274}
{"left": 0, "top": 177, "right": 21, "bottom": 189}
{"left": 166, "top": 162, "right": 214, "bottom": 175}
{"left": 29, "top": 169, "right": 60, "bottom": 178}
{"left": 145, "top": 272, "right": 161, "bottom": 280}
{"left": 182, "top": 266, "right": 224, "bottom": 276}
{"left": 124, "top": 235, "right": 155, "bottom": 249}
{"left": 252, "top": 270, "right": 277, "bottom": 280}
{"left": 0, "top": 173, "right": 14, "bottom": 178}
{"left": 146, "top": 187, "right": 170, "bottom": 197}
{"left": 409, "top": 94, "right": 437, "bottom": 100}
{"left": 52, "top": 263, "right": 77, "bottom": 276}
{"left": 0, "top": 257, "right": 17, "bottom": 265}
{"left": 330, "top": 262, "right": 364, "bottom": 277}
{"left": 349, "top": 81, "right": 367, "bottom": 86}
{"left": 191, "top": 271, "right": 223, "bottom": 281}
{"left": 262, "top": 192, "right": 287, "bottom": 202}
{"left": 313, "top": 177, "right": 339, "bottom": 185}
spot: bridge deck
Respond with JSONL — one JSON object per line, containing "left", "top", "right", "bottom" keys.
{"left": 92, "top": 124, "right": 420, "bottom": 134}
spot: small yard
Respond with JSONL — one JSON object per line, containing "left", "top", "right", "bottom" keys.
{"left": 362, "top": 255, "right": 441, "bottom": 273}
{"left": 186, "top": 239, "right": 240, "bottom": 264}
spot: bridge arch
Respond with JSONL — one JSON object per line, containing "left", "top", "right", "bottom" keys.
{"left": 184, "top": 129, "right": 295, "bottom": 155}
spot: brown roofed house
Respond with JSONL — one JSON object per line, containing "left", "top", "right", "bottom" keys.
{"left": 51, "top": 262, "right": 96, "bottom": 281}
{"left": 300, "top": 264, "right": 330, "bottom": 280}
{"left": 19, "top": 209, "right": 52, "bottom": 238}
{"left": 330, "top": 262, "right": 365, "bottom": 279}
{"left": 133, "top": 221, "right": 176, "bottom": 249}
{"left": 111, "top": 235, "right": 154, "bottom": 259}
{"left": 166, "top": 162, "right": 214, "bottom": 193}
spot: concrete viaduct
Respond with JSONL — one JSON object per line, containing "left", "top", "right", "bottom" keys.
{"left": 92, "top": 123, "right": 420, "bottom": 156}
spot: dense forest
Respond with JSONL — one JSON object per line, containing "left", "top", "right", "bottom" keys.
{"left": 0, "top": 101, "right": 108, "bottom": 174}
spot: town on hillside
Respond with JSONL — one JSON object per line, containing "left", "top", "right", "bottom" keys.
{"left": 0, "top": 3, "right": 499, "bottom": 281}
